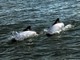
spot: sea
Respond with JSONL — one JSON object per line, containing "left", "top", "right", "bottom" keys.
{"left": 0, "top": 0, "right": 80, "bottom": 60}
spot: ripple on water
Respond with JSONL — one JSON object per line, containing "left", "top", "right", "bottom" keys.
{"left": 0, "top": 0, "right": 80, "bottom": 60}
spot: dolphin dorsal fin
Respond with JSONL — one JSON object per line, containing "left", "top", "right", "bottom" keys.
{"left": 53, "top": 18, "right": 60, "bottom": 25}
{"left": 23, "top": 26, "right": 31, "bottom": 31}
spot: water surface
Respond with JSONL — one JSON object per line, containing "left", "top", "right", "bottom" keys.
{"left": 0, "top": 0, "right": 80, "bottom": 60}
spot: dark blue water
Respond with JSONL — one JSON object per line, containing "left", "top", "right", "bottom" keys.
{"left": 0, "top": 0, "right": 80, "bottom": 60}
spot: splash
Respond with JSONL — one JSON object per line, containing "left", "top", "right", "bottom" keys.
{"left": 62, "top": 24, "right": 73, "bottom": 31}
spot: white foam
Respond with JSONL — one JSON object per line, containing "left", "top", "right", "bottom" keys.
{"left": 43, "top": 28, "right": 48, "bottom": 33}
{"left": 62, "top": 24, "right": 73, "bottom": 31}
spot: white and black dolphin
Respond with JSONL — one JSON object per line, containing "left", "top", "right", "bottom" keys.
{"left": 11, "top": 26, "right": 38, "bottom": 42}
{"left": 45, "top": 18, "right": 73, "bottom": 36}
